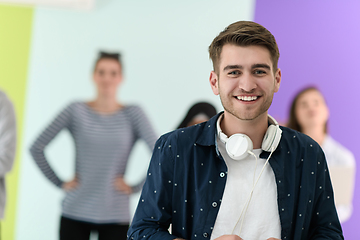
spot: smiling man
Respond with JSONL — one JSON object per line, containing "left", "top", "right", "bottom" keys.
{"left": 127, "top": 21, "right": 343, "bottom": 240}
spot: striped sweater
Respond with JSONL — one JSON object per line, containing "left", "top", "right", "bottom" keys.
{"left": 30, "top": 102, "right": 157, "bottom": 223}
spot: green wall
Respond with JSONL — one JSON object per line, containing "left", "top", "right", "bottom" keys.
{"left": 0, "top": 4, "right": 33, "bottom": 240}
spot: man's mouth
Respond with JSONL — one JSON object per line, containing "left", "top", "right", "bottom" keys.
{"left": 236, "top": 96, "right": 259, "bottom": 102}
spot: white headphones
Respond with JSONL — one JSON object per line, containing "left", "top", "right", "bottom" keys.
{"left": 217, "top": 114, "right": 282, "bottom": 160}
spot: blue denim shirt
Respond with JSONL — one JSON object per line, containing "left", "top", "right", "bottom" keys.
{"left": 128, "top": 113, "right": 343, "bottom": 240}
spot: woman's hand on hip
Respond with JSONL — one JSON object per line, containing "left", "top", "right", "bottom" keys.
{"left": 62, "top": 176, "right": 79, "bottom": 191}
{"left": 114, "top": 176, "right": 133, "bottom": 194}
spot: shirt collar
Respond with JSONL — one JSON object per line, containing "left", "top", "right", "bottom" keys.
{"left": 195, "top": 112, "right": 223, "bottom": 146}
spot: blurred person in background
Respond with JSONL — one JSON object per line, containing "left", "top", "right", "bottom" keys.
{"left": 287, "top": 86, "right": 356, "bottom": 223}
{"left": 30, "top": 52, "right": 158, "bottom": 240}
{"left": 0, "top": 89, "right": 16, "bottom": 235}
{"left": 177, "top": 102, "right": 217, "bottom": 129}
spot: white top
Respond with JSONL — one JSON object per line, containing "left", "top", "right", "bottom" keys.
{"left": 322, "top": 135, "right": 356, "bottom": 223}
{"left": 211, "top": 121, "right": 281, "bottom": 240}
{"left": 322, "top": 135, "right": 355, "bottom": 167}
{"left": 0, "top": 90, "right": 17, "bottom": 219}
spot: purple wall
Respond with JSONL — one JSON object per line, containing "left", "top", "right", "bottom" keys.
{"left": 255, "top": 0, "right": 360, "bottom": 239}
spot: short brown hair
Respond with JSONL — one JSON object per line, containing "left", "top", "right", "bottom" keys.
{"left": 208, "top": 21, "right": 280, "bottom": 74}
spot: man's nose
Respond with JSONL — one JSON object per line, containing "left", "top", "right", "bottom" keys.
{"left": 238, "top": 74, "right": 257, "bottom": 92}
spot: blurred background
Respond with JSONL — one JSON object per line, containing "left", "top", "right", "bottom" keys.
{"left": 0, "top": 0, "right": 359, "bottom": 239}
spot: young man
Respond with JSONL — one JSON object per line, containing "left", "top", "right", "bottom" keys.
{"left": 127, "top": 21, "right": 343, "bottom": 240}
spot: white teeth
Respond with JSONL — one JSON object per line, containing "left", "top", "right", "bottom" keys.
{"left": 237, "top": 96, "right": 258, "bottom": 101}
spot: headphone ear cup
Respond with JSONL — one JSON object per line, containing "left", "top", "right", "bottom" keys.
{"left": 262, "top": 125, "right": 282, "bottom": 152}
{"left": 226, "top": 134, "right": 253, "bottom": 160}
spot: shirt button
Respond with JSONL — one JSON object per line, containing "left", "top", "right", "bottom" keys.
{"left": 203, "top": 232, "right": 208, "bottom": 238}
{"left": 212, "top": 202, "right": 217, "bottom": 207}
{"left": 220, "top": 172, "right": 225, "bottom": 177}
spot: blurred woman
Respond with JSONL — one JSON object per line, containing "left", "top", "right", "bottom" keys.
{"left": 288, "top": 86, "right": 356, "bottom": 223}
{"left": 30, "top": 52, "right": 158, "bottom": 239}
{"left": 177, "top": 102, "right": 217, "bottom": 129}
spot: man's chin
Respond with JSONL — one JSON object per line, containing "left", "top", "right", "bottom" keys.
{"left": 225, "top": 109, "right": 268, "bottom": 122}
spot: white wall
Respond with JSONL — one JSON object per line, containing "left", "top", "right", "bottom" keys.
{"left": 16, "top": 1, "right": 256, "bottom": 239}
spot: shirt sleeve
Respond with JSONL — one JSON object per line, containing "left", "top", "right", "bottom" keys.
{"left": 29, "top": 103, "right": 73, "bottom": 188}
{"left": 0, "top": 92, "right": 16, "bottom": 177}
{"left": 131, "top": 105, "right": 158, "bottom": 151}
{"left": 127, "top": 134, "right": 179, "bottom": 240}
{"left": 308, "top": 148, "right": 344, "bottom": 239}
{"left": 128, "top": 105, "right": 159, "bottom": 193}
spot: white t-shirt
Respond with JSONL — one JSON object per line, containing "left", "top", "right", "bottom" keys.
{"left": 211, "top": 131, "right": 281, "bottom": 239}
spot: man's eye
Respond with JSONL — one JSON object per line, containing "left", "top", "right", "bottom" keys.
{"left": 98, "top": 70, "right": 104, "bottom": 76}
{"left": 254, "top": 70, "right": 266, "bottom": 75}
{"left": 228, "top": 70, "right": 240, "bottom": 75}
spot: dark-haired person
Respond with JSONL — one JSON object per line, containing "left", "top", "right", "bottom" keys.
{"left": 287, "top": 86, "right": 356, "bottom": 223}
{"left": 127, "top": 21, "right": 343, "bottom": 240}
{"left": 177, "top": 102, "right": 217, "bottom": 129}
{"left": 30, "top": 52, "right": 158, "bottom": 240}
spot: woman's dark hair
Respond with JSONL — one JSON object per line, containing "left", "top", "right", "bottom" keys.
{"left": 93, "top": 51, "right": 122, "bottom": 72}
{"left": 177, "top": 102, "right": 217, "bottom": 129}
{"left": 287, "top": 86, "right": 327, "bottom": 133}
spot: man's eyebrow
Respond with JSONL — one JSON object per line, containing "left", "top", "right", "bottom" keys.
{"left": 252, "top": 64, "right": 271, "bottom": 70}
{"left": 223, "top": 64, "right": 271, "bottom": 71}
{"left": 223, "top": 65, "right": 243, "bottom": 71}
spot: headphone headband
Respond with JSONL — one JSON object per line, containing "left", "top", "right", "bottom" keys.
{"left": 216, "top": 114, "right": 282, "bottom": 160}
{"left": 217, "top": 114, "right": 227, "bottom": 144}
{"left": 267, "top": 114, "right": 279, "bottom": 126}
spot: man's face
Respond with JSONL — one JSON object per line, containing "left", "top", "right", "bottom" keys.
{"left": 209, "top": 44, "right": 281, "bottom": 121}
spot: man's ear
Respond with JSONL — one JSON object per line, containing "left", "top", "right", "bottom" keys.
{"left": 274, "top": 68, "right": 281, "bottom": 93}
{"left": 209, "top": 71, "right": 219, "bottom": 95}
